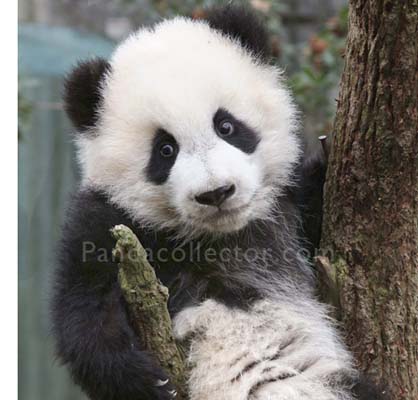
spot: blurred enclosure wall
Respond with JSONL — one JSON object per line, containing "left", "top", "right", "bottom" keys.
{"left": 18, "top": 1, "right": 346, "bottom": 400}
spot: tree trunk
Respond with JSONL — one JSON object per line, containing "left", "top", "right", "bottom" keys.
{"left": 320, "top": 1, "right": 418, "bottom": 399}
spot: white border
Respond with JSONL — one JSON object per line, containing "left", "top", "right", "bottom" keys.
{"left": 3, "top": 1, "right": 17, "bottom": 399}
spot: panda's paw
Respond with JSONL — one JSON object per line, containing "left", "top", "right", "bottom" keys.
{"left": 157, "top": 388, "right": 177, "bottom": 399}
{"left": 173, "top": 299, "right": 226, "bottom": 340}
{"left": 352, "top": 376, "right": 390, "bottom": 400}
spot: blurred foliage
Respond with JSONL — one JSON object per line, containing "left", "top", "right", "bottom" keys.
{"left": 18, "top": 78, "right": 33, "bottom": 140}
{"left": 19, "top": 0, "right": 347, "bottom": 140}
{"left": 290, "top": 6, "right": 348, "bottom": 134}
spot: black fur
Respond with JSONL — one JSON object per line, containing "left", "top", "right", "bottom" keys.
{"left": 205, "top": 4, "right": 270, "bottom": 60}
{"left": 64, "top": 58, "right": 110, "bottom": 132}
{"left": 353, "top": 376, "right": 390, "bottom": 400}
{"left": 146, "top": 129, "right": 179, "bottom": 185}
{"left": 213, "top": 108, "right": 260, "bottom": 154}
{"left": 295, "top": 150, "right": 327, "bottom": 256}
{"left": 51, "top": 190, "right": 175, "bottom": 400}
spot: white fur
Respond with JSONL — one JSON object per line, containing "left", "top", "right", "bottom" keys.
{"left": 76, "top": 17, "right": 300, "bottom": 236}
{"left": 174, "top": 298, "right": 356, "bottom": 400}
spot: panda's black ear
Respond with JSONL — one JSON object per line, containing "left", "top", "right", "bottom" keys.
{"left": 64, "top": 58, "right": 111, "bottom": 132}
{"left": 204, "top": 4, "right": 270, "bottom": 60}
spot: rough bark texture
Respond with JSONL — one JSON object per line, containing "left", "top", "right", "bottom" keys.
{"left": 111, "top": 225, "right": 188, "bottom": 400}
{"left": 320, "top": 1, "right": 418, "bottom": 399}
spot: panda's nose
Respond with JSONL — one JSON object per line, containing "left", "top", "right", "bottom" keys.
{"left": 195, "top": 184, "right": 236, "bottom": 207}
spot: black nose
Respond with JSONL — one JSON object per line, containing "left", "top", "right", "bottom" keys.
{"left": 195, "top": 184, "right": 236, "bottom": 207}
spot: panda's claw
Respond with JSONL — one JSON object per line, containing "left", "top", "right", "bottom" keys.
{"left": 155, "top": 378, "right": 170, "bottom": 387}
{"left": 168, "top": 389, "right": 177, "bottom": 398}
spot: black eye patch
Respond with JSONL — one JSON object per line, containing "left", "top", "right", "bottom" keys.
{"left": 146, "top": 129, "right": 179, "bottom": 185}
{"left": 213, "top": 108, "right": 260, "bottom": 154}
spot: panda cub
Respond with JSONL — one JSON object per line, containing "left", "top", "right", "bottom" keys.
{"left": 51, "top": 5, "right": 386, "bottom": 400}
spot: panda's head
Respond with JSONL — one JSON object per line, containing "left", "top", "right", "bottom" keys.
{"left": 65, "top": 6, "right": 300, "bottom": 238}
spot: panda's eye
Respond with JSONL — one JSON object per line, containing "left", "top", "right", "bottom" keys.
{"left": 217, "top": 120, "right": 235, "bottom": 137}
{"left": 160, "top": 143, "right": 175, "bottom": 158}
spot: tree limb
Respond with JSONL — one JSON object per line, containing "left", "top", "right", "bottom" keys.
{"left": 111, "top": 224, "right": 188, "bottom": 400}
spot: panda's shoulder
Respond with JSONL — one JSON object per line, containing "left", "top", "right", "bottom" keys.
{"left": 64, "top": 187, "right": 129, "bottom": 230}
{"left": 59, "top": 187, "right": 133, "bottom": 258}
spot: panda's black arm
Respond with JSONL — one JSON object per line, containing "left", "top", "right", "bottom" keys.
{"left": 295, "top": 150, "right": 327, "bottom": 257}
{"left": 50, "top": 189, "right": 175, "bottom": 400}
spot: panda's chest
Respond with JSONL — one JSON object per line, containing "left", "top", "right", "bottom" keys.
{"left": 172, "top": 299, "right": 354, "bottom": 400}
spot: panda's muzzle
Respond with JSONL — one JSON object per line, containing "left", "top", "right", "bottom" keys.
{"left": 194, "top": 184, "right": 236, "bottom": 207}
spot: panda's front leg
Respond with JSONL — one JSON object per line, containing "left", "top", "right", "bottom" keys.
{"left": 51, "top": 271, "right": 178, "bottom": 400}
{"left": 50, "top": 189, "right": 185, "bottom": 400}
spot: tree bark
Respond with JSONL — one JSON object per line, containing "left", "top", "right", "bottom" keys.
{"left": 111, "top": 225, "right": 188, "bottom": 400}
{"left": 320, "top": 1, "right": 418, "bottom": 399}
